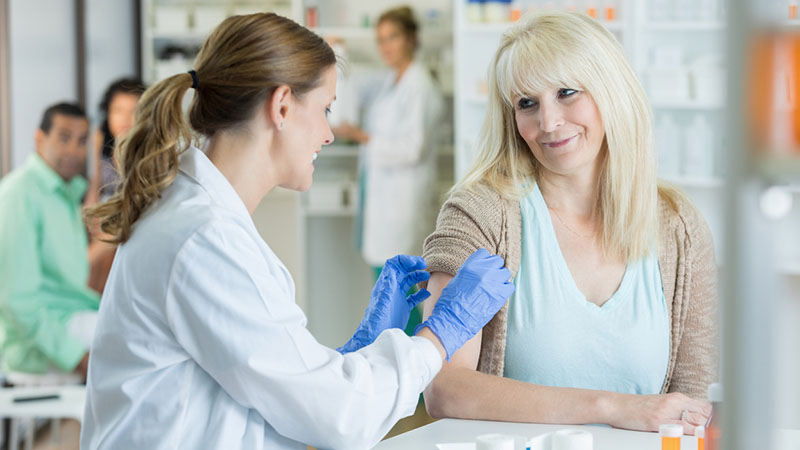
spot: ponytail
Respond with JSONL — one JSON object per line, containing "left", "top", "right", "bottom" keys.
{"left": 85, "top": 73, "right": 194, "bottom": 243}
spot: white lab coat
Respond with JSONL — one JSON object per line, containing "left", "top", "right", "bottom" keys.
{"left": 80, "top": 147, "right": 442, "bottom": 450}
{"left": 361, "top": 62, "right": 444, "bottom": 267}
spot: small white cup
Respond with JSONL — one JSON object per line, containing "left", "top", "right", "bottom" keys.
{"left": 475, "top": 433, "right": 515, "bottom": 450}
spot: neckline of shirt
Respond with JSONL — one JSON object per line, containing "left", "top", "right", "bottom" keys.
{"left": 526, "top": 181, "right": 635, "bottom": 313}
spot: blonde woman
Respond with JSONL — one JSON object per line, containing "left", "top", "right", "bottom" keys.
{"left": 81, "top": 13, "right": 513, "bottom": 449}
{"left": 421, "top": 11, "right": 718, "bottom": 434}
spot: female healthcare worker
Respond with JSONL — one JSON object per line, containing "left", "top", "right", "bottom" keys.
{"left": 80, "top": 12, "right": 514, "bottom": 450}
{"left": 333, "top": 6, "right": 443, "bottom": 271}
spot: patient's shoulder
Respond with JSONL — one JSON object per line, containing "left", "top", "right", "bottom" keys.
{"left": 444, "top": 182, "right": 507, "bottom": 219}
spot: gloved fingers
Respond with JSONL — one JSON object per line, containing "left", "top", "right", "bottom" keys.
{"left": 401, "top": 269, "right": 431, "bottom": 291}
{"left": 466, "top": 248, "right": 490, "bottom": 262}
{"left": 484, "top": 266, "right": 512, "bottom": 284}
{"left": 386, "top": 254, "right": 428, "bottom": 273}
{"left": 407, "top": 288, "right": 431, "bottom": 308}
{"left": 463, "top": 250, "right": 506, "bottom": 271}
{"left": 498, "top": 281, "right": 516, "bottom": 299}
{"left": 482, "top": 280, "right": 516, "bottom": 302}
{"left": 472, "top": 266, "right": 512, "bottom": 285}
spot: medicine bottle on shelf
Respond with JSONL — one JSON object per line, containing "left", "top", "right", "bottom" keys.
{"left": 305, "top": 0, "right": 318, "bottom": 28}
{"left": 604, "top": 0, "right": 618, "bottom": 21}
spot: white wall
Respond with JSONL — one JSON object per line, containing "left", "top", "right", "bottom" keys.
{"left": 85, "top": 0, "right": 137, "bottom": 125}
{"left": 7, "top": 0, "right": 136, "bottom": 170}
{"left": 9, "top": 0, "right": 77, "bottom": 168}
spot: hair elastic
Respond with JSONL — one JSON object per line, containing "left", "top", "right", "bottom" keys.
{"left": 188, "top": 70, "right": 198, "bottom": 89}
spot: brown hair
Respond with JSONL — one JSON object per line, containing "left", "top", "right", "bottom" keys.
{"left": 378, "top": 6, "right": 419, "bottom": 50}
{"left": 85, "top": 13, "right": 336, "bottom": 243}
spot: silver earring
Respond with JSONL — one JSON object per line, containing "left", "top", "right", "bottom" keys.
{"left": 279, "top": 122, "right": 285, "bottom": 130}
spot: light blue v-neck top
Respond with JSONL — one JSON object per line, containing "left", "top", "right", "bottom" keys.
{"left": 503, "top": 183, "right": 669, "bottom": 395}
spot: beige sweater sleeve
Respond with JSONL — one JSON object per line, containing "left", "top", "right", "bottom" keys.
{"left": 423, "top": 184, "right": 518, "bottom": 277}
{"left": 422, "top": 184, "right": 520, "bottom": 375}
{"left": 666, "top": 201, "right": 720, "bottom": 400}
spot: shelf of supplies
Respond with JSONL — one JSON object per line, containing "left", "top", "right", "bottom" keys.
{"left": 645, "top": 21, "right": 726, "bottom": 31}
{"left": 651, "top": 101, "right": 725, "bottom": 110}
{"left": 462, "top": 20, "right": 622, "bottom": 33}
{"left": 303, "top": 208, "right": 356, "bottom": 218}
{"left": 320, "top": 144, "right": 453, "bottom": 158}
{"left": 663, "top": 176, "right": 725, "bottom": 188}
{"left": 311, "top": 27, "right": 452, "bottom": 40}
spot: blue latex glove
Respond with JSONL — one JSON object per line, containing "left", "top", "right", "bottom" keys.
{"left": 337, "top": 255, "right": 432, "bottom": 354}
{"left": 414, "top": 248, "right": 514, "bottom": 361}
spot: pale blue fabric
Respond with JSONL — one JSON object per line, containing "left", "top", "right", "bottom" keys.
{"left": 503, "top": 183, "right": 669, "bottom": 395}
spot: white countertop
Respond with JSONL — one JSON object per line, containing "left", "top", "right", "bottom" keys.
{"left": 375, "top": 418, "right": 800, "bottom": 450}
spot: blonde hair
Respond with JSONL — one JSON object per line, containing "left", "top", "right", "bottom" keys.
{"left": 457, "top": 11, "right": 665, "bottom": 261}
{"left": 85, "top": 13, "right": 336, "bottom": 243}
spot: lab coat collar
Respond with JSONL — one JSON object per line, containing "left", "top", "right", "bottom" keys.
{"left": 179, "top": 146, "right": 251, "bottom": 221}
{"left": 394, "top": 60, "right": 423, "bottom": 87}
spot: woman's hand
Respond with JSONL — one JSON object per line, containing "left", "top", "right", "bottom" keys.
{"left": 332, "top": 123, "right": 370, "bottom": 144}
{"left": 607, "top": 392, "right": 711, "bottom": 435}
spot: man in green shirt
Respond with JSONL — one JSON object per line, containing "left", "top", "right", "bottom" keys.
{"left": 0, "top": 102, "right": 101, "bottom": 377}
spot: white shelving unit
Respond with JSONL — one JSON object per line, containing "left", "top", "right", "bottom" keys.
{"left": 140, "top": 0, "right": 295, "bottom": 84}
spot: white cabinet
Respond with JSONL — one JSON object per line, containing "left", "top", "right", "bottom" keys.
{"left": 140, "top": 0, "right": 294, "bottom": 84}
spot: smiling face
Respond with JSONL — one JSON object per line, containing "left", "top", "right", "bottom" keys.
{"left": 273, "top": 65, "right": 337, "bottom": 192}
{"left": 514, "top": 86, "right": 605, "bottom": 179}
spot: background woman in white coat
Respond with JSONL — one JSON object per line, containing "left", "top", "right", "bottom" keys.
{"left": 334, "top": 6, "right": 444, "bottom": 279}
{"left": 81, "top": 13, "right": 514, "bottom": 450}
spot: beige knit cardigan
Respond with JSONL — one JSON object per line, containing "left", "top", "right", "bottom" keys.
{"left": 422, "top": 183, "right": 719, "bottom": 400}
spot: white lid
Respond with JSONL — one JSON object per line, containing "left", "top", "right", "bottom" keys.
{"left": 475, "top": 433, "right": 514, "bottom": 450}
{"left": 695, "top": 425, "right": 705, "bottom": 438}
{"left": 708, "top": 382, "right": 723, "bottom": 402}
{"left": 659, "top": 424, "right": 683, "bottom": 438}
